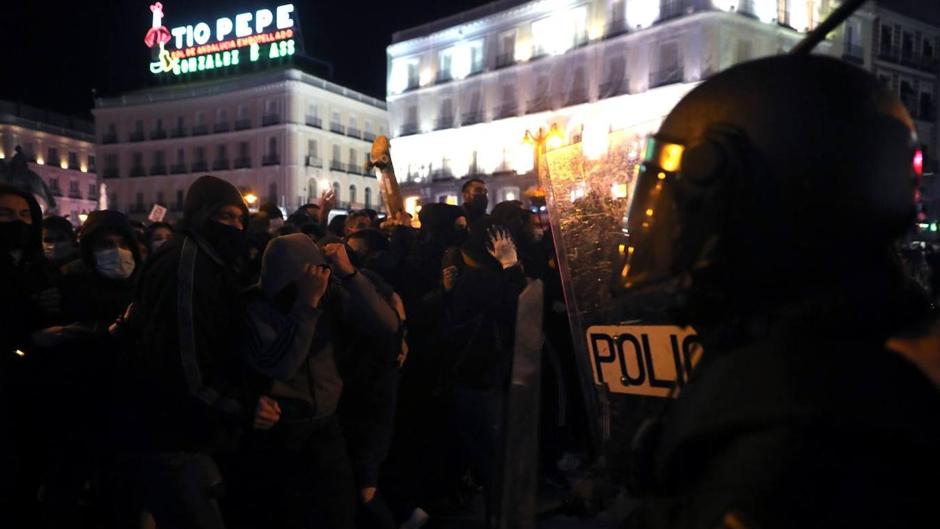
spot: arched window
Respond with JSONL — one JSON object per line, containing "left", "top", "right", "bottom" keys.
{"left": 332, "top": 182, "right": 341, "bottom": 203}
{"left": 364, "top": 187, "right": 372, "bottom": 208}
{"left": 349, "top": 185, "right": 357, "bottom": 206}
{"left": 308, "top": 178, "right": 318, "bottom": 201}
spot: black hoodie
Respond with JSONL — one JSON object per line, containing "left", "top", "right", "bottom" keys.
{"left": 59, "top": 210, "right": 141, "bottom": 327}
{"left": 117, "top": 175, "right": 264, "bottom": 453}
{"left": 0, "top": 185, "right": 59, "bottom": 360}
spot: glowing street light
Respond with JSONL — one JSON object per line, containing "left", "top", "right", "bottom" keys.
{"left": 244, "top": 192, "right": 259, "bottom": 206}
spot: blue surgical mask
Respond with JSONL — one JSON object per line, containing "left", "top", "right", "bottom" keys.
{"left": 95, "top": 247, "right": 136, "bottom": 280}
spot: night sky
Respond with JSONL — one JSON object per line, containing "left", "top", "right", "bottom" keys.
{"left": 0, "top": 0, "right": 936, "bottom": 119}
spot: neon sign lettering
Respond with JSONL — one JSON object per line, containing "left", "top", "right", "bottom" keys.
{"left": 146, "top": 3, "right": 296, "bottom": 76}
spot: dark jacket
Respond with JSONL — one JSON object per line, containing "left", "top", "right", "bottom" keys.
{"left": 628, "top": 279, "right": 940, "bottom": 529}
{"left": 0, "top": 185, "right": 59, "bottom": 361}
{"left": 59, "top": 210, "right": 141, "bottom": 328}
{"left": 118, "top": 176, "right": 263, "bottom": 453}
{"left": 445, "top": 262, "right": 528, "bottom": 389}
{"left": 242, "top": 234, "right": 400, "bottom": 421}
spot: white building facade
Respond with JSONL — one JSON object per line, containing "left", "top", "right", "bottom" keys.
{"left": 386, "top": 0, "right": 835, "bottom": 209}
{"left": 93, "top": 68, "right": 388, "bottom": 221}
{"left": 0, "top": 101, "right": 98, "bottom": 224}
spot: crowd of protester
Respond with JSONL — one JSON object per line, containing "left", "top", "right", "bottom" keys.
{"left": 0, "top": 175, "right": 587, "bottom": 529}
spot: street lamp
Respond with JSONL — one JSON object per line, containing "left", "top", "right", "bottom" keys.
{"left": 244, "top": 192, "right": 259, "bottom": 207}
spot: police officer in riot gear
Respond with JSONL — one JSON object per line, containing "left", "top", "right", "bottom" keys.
{"left": 620, "top": 55, "right": 940, "bottom": 528}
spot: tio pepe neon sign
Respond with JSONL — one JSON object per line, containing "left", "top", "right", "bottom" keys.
{"left": 146, "top": 2, "right": 297, "bottom": 76}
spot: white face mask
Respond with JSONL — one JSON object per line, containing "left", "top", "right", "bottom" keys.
{"left": 43, "top": 241, "right": 74, "bottom": 261}
{"left": 95, "top": 247, "right": 136, "bottom": 280}
{"left": 151, "top": 239, "right": 167, "bottom": 252}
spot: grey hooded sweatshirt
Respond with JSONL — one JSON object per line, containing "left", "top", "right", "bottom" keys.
{"left": 243, "top": 233, "right": 399, "bottom": 420}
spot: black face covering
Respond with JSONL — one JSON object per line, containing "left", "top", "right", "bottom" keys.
{"left": 202, "top": 220, "right": 248, "bottom": 264}
{"left": 464, "top": 196, "right": 489, "bottom": 220}
{"left": 0, "top": 220, "right": 32, "bottom": 254}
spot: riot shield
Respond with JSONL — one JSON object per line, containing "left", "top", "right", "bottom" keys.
{"left": 542, "top": 124, "right": 702, "bottom": 479}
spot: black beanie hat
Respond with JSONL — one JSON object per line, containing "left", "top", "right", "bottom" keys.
{"left": 180, "top": 175, "right": 248, "bottom": 234}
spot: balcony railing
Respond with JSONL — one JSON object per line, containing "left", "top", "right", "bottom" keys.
{"left": 495, "top": 52, "right": 515, "bottom": 69}
{"left": 212, "top": 159, "right": 230, "bottom": 171}
{"left": 68, "top": 190, "right": 82, "bottom": 199}
{"left": 399, "top": 122, "right": 419, "bottom": 136}
{"left": 404, "top": 78, "right": 420, "bottom": 92}
{"left": 103, "top": 168, "right": 119, "bottom": 179}
{"left": 306, "top": 116, "right": 322, "bottom": 128}
{"left": 330, "top": 122, "right": 346, "bottom": 134}
{"left": 495, "top": 103, "right": 519, "bottom": 119}
{"left": 605, "top": 18, "right": 629, "bottom": 39}
{"left": 436, "top": 70, "right": 453, "bottom": 84}
{"left": 192, "top": 124, "right": 209, "bottom": 136}
{"left": 150, "top": 164, "right": 167, "bottom": 175}
{"left": 68, "top": 161, "right": 80, "bottom": 170}
{"left": 363, "top": 131, "right": 376, "bottom": 142}
{"left": 170, "top": 127, "right": 187, "bottom": 138}
{"left": 102, "top": 133, "right": 118, "bottom": 144}
{"left": 649, "top": 67, "right": 684, "bottom": 88}
{"left": 150, "top": 129, "right": 167, "bottom": 140}
{"left": 658, "top": 0, "right": 686, "bottom": 22}
{"left": 526, "top": 97, "right": 551, "bottom": 114}
{"left": 129, "top": 131, "right": 145, "bottom": 142}
{"left": 347, "top": 163, "right": 364, "bottom": 174}
{"left": 214, "top": 122, "right": 231, "bottom": 133}
{"left": 235, "top": 119, "right": 251, "bottom": 131}
{"left": 565, "top": 89, "right": 589, "bottom": 106}
{"left": 330, "top": 160, "right": 345, "bottom": 171}
{"left": 170, "top": 163, "right": 187, "bottom": 174}
{"left": 234, "top": 157, "right": 252, "bottom": 169}
{"left": 306, "top": 156, "right": 323, "bottom": 168}
{"left": 49, "top": 187, "right": 62, "bottom": 197}
{"left": 129, "top": 166, "right": 146, "bottom": 177}
{"left": 262, "top": 154, "right": 280, "bottom": 166}
{"left": 461, "top": 112, "right": 483, "bottom": 126}
{"left": 262, "top": 114, "right": 281, "bottom": 126}
{"left": 599, "top": 77, "right": 630, "bottom": 99}
{"left": 434, "top": 115, "right": 455, "bottom": 130}
{"left": 348, "top": 127, "right": 362, "bottom": 139}
{"left": 191, "top": 161, "right": 208, "bottom": 172}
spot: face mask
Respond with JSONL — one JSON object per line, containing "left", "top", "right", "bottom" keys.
{"left": 464, "top": 196, "right": 488, "bottom": 218}
{"left": 151, "top": 239, "right": 167, "bottom": 252}
{"left": 202, "top": 221, "right": 247, "bottom": 264}
{"left": 0, "top": 220, "right": 32, "bottom": 254}
{"left": 95, "top": 247, "right": 136, "bottom": 280}
{"left": 44, "top": 241, "right": 75, "bottom": 261}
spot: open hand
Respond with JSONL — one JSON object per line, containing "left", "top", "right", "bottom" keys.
{"left": 487, "top": 228, "right": 518, "bottom": 269}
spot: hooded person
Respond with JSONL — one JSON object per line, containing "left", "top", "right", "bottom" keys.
{"left": 113, "top": 175, "right": 278, "bottom": 529}
{"left": 0, "top": 185, "right": 61, "bottom": 527}
{"left": 239, "top": 233, "right": 400, "bottom": 529}
{"left": 42, "top": 216, "right": 79, "bottom": 269}
{"left": 436, "top": 217, "right": 529, "bottom": 521}
{"left": 59, "top": 210, "right": 141, "bottom": 327}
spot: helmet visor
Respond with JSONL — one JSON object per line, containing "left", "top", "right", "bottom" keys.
{"left": 614, "top": 136, "right": 685, "bottom": 291}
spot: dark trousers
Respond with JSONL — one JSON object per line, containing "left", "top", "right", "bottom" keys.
{"left": 450, "top": 385, "right": 504, "bottom": 525}
{"left": 237, "top": 415, "right": 356, "bottom": 529}
{"left": 112, "top": 452, "right": 227, "bottom": 529}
